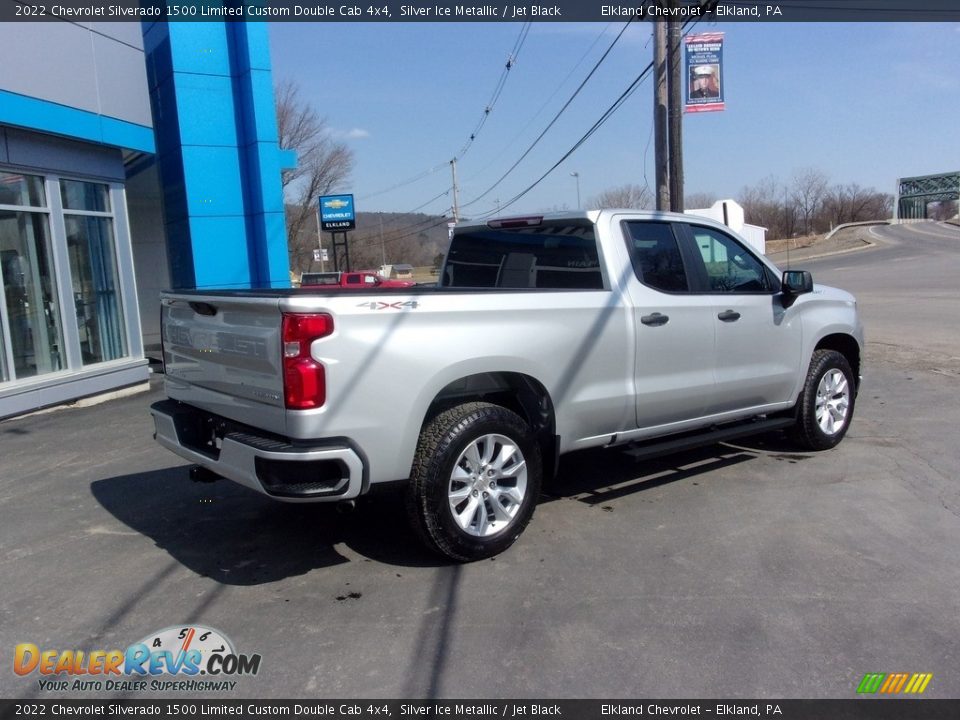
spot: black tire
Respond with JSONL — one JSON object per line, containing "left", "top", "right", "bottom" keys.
{"left": 790, "top": 349, "right": 857, "bottom": 451}
{"left": 406, "top": 402, "right": 542, "bottom": 562}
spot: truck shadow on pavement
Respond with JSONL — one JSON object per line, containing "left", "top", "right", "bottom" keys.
{"left": 544, "top": 431, "right": 809, "bottom": 504}
{"left": 90, "top": 466, "right": 444, "bottom": 582}
{"left": 91, "top": 434, "right": 807, "bottom": 583}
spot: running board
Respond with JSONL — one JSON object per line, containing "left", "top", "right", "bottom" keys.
{"left": 620, "top": 417, "right": 796, "bottom": 461}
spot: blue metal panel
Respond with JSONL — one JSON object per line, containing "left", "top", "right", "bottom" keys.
{"left": 167, "top": 24, "right": 232, "bottom": 77}
{"left": 257, "top": 211, "right": 291, "bottom": 287}
{"left": 238, "top": 141, "right": 285, "bottom": 215}
{"left": 99, "top": 116, "right": 156, "bottom": 154}
{"left": 0, "top": 90, "right": 154, "bottom": 153}
{"left": 180, "top": 146, "right": 246, "bottom": 217}
{"left": 172, "top": 73, "right": 240, "bottom": 147}
{"left": 163, "top": 218, "right": 197, "bottom": 290}
{"left": 278, "top": 148, "right": 297, "bottom": 171}
{"left": 145, "top": 22, "right": 291, "bottom": 290}
{"left": 228, "top": 23, "right": 273, "bottom": 72}
{"left": 189, "top": 216, "right": 252, "bottom": 289}
{"left": 234, "top": 69, "right": 281, "bottom": 143}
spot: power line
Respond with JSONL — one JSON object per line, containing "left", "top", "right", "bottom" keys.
{"left": 356, "top": 23, "right": 531, "bottom": 203}
{"left": 470, "top": 16, "right": 707, "bottom": 219}
{"left": 459, "top": 18, "right": 637, "bottom": 211}
{"left": 474, "top": 61, "right": 656, "bottom": 219}
{"left": 463, "top": 22, "right": 616, "bottom": 183}
{"left": 455, "top": 22, "right": 532, "bottom": 161}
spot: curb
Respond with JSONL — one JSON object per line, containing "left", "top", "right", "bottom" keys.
{"left": 767, "top": 240, "right": 875, "bottom": 264}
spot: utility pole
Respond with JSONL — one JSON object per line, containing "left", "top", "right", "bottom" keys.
{"left": 450, "top": 158, "right": 460, "bottom": 223}
{"left": 667, "top": 10, "right": 684, "bottom": 212}
{"left": 315, "top": 206, "right": 325, "bottom": 272}
{"left": 570, "top": 171, "right": 581, "bottom": 208}
{"left": 654, "top": 18, "right": 669, "bottom": 211}
{"left": 378, "top": 212, "right": 385, "bottom": 267}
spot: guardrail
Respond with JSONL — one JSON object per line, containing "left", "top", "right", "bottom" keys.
{"left": 824, "top": 219, "right": 891, "bottom": 240}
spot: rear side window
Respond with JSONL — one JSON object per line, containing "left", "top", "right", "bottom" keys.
{"left": 443, "top": 224, "right": 603, "bottom": 289}
{"left": 623, "top": 221, "right": 689, "bottom": 292}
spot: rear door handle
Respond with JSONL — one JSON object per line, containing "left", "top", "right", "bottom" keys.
{"left": 717, "top": 309, "right": 741, "bottom": 322}
{"left": 641, "top": 312, "right": 669, "bottom": 326}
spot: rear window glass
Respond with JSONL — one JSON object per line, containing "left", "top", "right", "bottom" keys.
{"left": 623, "top": 221, "right": 689, "bottom": 292}
{"left": 300, "top": 273, "right": 339, "bottom": 286}
{"left": 442, "top": 224, "right": 603, "bottom": 289}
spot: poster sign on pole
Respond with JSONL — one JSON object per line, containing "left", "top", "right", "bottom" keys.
{"left": 318, "top": 194, "right": 356, "bottom": 231}
{"left": 685, "top": 32, "right": 725, "bottom": 113}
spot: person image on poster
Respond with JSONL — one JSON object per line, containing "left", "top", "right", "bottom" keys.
{"left": 689, "top": 64, "right": 720, "bottom": 99}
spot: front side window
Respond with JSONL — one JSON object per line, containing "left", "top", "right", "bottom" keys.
{"left": 443, "top": 223, "right": 603, "bottom": 290}
{"left": 623, "top": 221, "right": 689, "bottom": 292}
{"left": 689, "top": 226, "right": 772, "bottom": 293}
{"left": 61, "top": 179, "right": 128, "bottom": 364}
{"left": 0, "top": 171, "right": 65, "bottom": 380}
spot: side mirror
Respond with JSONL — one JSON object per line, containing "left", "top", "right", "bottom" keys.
{"left": 782, "top": 270, "right": 813, "bottom": 295}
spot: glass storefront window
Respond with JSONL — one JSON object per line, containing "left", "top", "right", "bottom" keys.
{"left": 0, "top": 171, "right": 131, "bottom": 385}
{"left": 0, "top": 208, "right": 65, "bottom": 379}
{"left": 60, "top": 178, "right": 110, "bottom": 213}
{"left": 0, "top": 317, "right": 8, "bottom": 382}
{"left": 63, "top": 182, "right": 127, "bottom": 364}
{"left": 0, "top": 171, "right": 45, "bottom": 208}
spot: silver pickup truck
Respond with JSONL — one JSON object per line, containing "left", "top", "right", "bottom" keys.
{"left": 151, "top": 210, "right": 863, "bottom": 561}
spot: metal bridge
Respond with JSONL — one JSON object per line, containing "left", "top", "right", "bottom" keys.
{"left": 896, "top": 171, "right": 960, "bottom": 219}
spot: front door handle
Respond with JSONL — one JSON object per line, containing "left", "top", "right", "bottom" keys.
{"left": 717, "top": 309, "right": 741, "bottom": 322}
{"left": 641, "top": 312, "right": 669, "bottom": 326}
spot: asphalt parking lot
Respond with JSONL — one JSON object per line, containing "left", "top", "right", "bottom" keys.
{"left": 2, "top": 221, "right": 958, "bottom": 700}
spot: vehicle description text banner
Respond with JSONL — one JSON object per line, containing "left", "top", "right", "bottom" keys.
{"left": 2, "top": 700, "right": 960, "bottom": 720}
{"left": 2, "top": 0, "right": 959, "bottom": 22}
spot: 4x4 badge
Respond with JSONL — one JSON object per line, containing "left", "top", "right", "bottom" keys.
{"left": 356, "top": 301, "right": 419, "bottom": 310}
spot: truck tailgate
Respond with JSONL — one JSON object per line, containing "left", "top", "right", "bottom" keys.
{"left": 162, "top": 294, "right": 285, "bottom": 415}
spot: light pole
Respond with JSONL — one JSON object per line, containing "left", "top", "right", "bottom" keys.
{"left": 570, "top": 171, "right": 581, "bottom": 208}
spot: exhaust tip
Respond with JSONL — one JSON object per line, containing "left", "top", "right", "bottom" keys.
{"left": 336, "top": 500, "right": 356, "bottom": 514}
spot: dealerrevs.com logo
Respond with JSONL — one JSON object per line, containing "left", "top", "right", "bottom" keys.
{"left": 14, "top": 625, "right": 262, "bottom": 693}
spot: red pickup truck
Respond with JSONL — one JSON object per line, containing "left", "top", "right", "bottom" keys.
{"left": 299, "top": 271, "right": 416, "bottom": 289}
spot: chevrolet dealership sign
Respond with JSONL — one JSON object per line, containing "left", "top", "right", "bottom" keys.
{"left": 319, "top": 194, "right": 356, "bottom": 231}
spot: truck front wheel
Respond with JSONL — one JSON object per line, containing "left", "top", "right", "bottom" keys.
{"left": 791, "top": 349, "right": 856, "bottom": 451}
{"left": 407, "top": 402, "right": 542, "bottom": 562}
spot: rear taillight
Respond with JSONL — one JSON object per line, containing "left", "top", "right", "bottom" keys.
{"left": 281, "top": 313, "right": 333, "bottom": 409}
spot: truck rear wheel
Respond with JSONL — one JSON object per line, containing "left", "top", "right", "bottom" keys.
{"left": 407, "top": 402, "right": 542, "bottom": 562}
{"left": 790, "top": 349, "right": 856, "bottom": 451}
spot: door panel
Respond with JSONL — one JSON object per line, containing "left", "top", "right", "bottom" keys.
{"left": 685, "top": 224, "right": 802, "bottom": 413}
{"left": 711, "top": 294, "right": 802, "bottom": 412}
{"left": 621, "top": 220, "right": 715, "bottom": 428}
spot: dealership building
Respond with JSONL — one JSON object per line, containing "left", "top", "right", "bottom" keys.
{"left": 0, "top": 21, "right": 292, "bottom": 418}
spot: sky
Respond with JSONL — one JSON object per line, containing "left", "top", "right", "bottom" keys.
{"left": 268, "top": 21, "right": 960, "bottom": 217}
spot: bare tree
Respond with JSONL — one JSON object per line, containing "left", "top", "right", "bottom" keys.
{"left": 790, "top": 168, "right": 829, "bottom": 235}
{"left": 684, "top": 191, "right": 717, "bottom": 209}
{"left": 929, "top": 199, "right": 958, "bottom": 221}
{"left": 820, "top": 183, "right": 894, "bottom": 228}
{"left": 276, "top": 79, "right": 354, "bottom": 273}
{"left": 739, "top": 175, "right": 793, "bottom": 239}
{"left": 591, "top": 183, "right": 653, "bottom": 209}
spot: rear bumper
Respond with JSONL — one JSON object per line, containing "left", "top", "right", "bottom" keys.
{"left": 150, "top": 400, "right": 365, "bottom": 502}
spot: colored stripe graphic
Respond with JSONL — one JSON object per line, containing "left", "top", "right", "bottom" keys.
{"left": 882, "top": 673, "right": 911, "bottom": 694}
{"left": 908, "top": 673, "right": 934, "bottom": 694}
{"left": 857, "top": 672, "right": 932, "bottom": 694}
{"left": 857, "top": 673, "right": 886, "bottom": 693}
